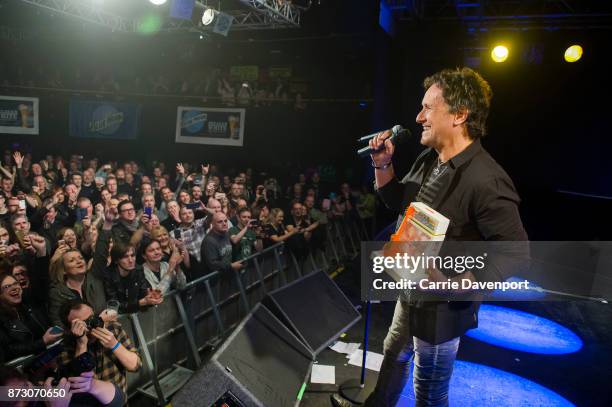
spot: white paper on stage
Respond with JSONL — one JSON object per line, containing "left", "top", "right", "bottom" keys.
{"left": 329, "top": 341, "right": 360, "bottom": 355}
{"left": 310, "top": 364, "right": 336, "bottom": 384}
{"left": 347, "top": 350, "right": 384, "bottom": 372}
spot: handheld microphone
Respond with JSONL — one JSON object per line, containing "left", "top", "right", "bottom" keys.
{"left": 357, "top": 125, "right": 411, "bottom": 157}
{"left": 357, "top": 125, "right": 403, "bottom": 143}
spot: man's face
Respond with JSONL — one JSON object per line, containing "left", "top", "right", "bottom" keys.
{"left": 178, "top": 191, "right": 191, "bottom": 204}
{"left": 141, "top": 183, "right": 152, "bottom": 195}
{"left": 212, "top": 213, "right": 229, "bottom": 234}
{"left": 180, "top": 207, "right": 194, "bottom": 225}
{"left": 208, "top": 199, "right": 221, "bottom": 213}
{"left": 31, "top": 163, "right": 42, "bottom": 176}
{"left": 192, "top": 186, "right": 202, "bottom": 200}
{"left": 304, "top": 196, "right": 314, "bottom": 209}
{"left": 156, "top": 178, "right": 167, "bottom": 190}
{"left": 106, "top": 179, "right": 117, "bottom": 194}
{"left": 34, "top": 176, "right": 47, "bottom": 191}
{"left": 416, "top": 84, "right": 455, "bottom": 149}
{"left": 2, "top": 178, "right": 13, "bottom": 192}
{"left": 118, "top": 247, "right": 136, "bottom": 270}
{"left": 292, "top": 204, "right": 303, "bottom": 218}
{"left": 7, "top": 198, "right": 19, "bottom": 214}
{"left": 12, "top": 265, "right": 30, "bottom": 289}
{"left": 12, "top": 217, "right": 29, "bottom": 232}
{"left": 161, "top": 187, "right": 173, "bottom": 202}
{"left": 143, "top": 195, "right": 155, "bottom": 208}
{"left": 71, "top": 175, "right": 82, "bottom": 188}
{"left": 230, "top": 184, "right": 241, "bottom": 198}
{"left": 115, "top": 169, "right": 125, "bottom": 182}
{"left": 238, "top": 211, "right": 252, "bottom": 228}
{"left": 119, "top": 203, "right": 136, "bottom": 222}
{"left": 67, "top": 305, "right": 97, "bottom": 341}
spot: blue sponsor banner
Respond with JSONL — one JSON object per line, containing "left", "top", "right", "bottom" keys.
{"left": 69, "top": 100, "right": 141, "bottom": 140}
{"left": 170, "top": 0, "right": 195, "bottom": 20}
{"left": 175, "top": 106, "right": 245, "bottom": 146}
{"left": 0, "top": 96, "right": 39, "bottom": 135}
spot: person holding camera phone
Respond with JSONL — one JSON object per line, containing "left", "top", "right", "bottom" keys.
{"left": 229, "top": 207, "right": 263, "bottom": 262}
{"left": 57, "top": 299, "right": 141, "bottom": 399}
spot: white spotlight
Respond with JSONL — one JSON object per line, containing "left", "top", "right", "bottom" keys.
{"left": 149, "top": 0, "right": 167, "bottom": 6}
{"left": 202, "top": 8, "right": 217, "bottom": 25}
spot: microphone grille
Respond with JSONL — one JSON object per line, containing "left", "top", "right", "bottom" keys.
{"left": 391, "top": 125, "right": 403, "bottom": 134}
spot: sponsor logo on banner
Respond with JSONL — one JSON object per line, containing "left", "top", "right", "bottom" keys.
{"left": 0, "top": 96, "right": 39, "bottom": 135}
{"left": 175, "top": 106, "right": 244, "bottom": 146}
{"left": 69, "top": 100, "right": 140, "bottom": 140}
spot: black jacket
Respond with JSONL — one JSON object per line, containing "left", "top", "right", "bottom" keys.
{"left": 378, "top": 139, "right": 528, "bottom": 344}
{"left": 93, "top": 229, "right": 151, "bottom": 314}
{"left": 0, "top": 303, "right": 50, "bottom": 359}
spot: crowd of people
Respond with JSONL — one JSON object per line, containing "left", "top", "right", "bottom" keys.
{"left": 0, "top": 58, "right": 315, "bottom": 110}
{"left": 0, "top": 148, "right": 377, "bottom": 405}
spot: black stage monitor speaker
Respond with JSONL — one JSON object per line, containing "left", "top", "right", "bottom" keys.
{"left": 172, "top": 303, "right": 314, "bottom": 407}
{"left": 262, "top": 271, "right": 361, "bottom": 355}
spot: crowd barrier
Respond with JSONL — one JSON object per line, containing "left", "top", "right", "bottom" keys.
{"left": 5, "top": 216, "right": 367, "bottom": 405}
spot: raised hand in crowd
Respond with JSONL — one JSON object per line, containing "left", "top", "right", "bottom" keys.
{"left": 176, "top": 162, "right": 185, "bottom": 176}
{"left": 51, "top": 240, "right": 70, "bottom": 263}
{"left": 13, "top": 151, "right": 24, "bottom": 168}
{"left": 103, "top": 206, "right": 118, "bottom": 226}
{"left": 201, "top": 163, "right": 210, "bottom": 176}
{"left": 25, "top": 233, "right": 47, "bottom": 256}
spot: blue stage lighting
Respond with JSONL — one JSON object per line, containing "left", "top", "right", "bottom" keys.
{"left": 466, "top": 305, "right": 582, "bottom": 354}
{"left": 401, "top": 360, "right": 574, "bottom": 406}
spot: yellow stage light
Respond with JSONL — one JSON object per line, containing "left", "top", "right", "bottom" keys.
{"left": 564, "top": 45, "right": 583, "bottom": 63}
{"left": 491, "top": 45, "right": 509, "bottom": 63}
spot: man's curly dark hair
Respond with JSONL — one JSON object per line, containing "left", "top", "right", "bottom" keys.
{"left": 424, "top": 67, "right": 493, "bottom": 139}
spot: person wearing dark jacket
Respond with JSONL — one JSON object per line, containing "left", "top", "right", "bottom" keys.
{"left": 47, "top": 245, "right": 107, "bottom": 327}
{"left": 94, "top": 209, "right": 160, "bottom": 314}
{"left": 331, "top": 68, "right": 529, "bottom": 407}
{"left": 0, "top": 273, "right": 63, "bottom": 359}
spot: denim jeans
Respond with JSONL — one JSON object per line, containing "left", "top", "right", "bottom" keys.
{"left": 366, "top": 300, "right": 461, "bottom": 407}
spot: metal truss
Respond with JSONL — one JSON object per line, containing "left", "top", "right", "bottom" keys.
{"left": 238, "top": 0, "right": 301, "bottom": 27}
{"left": 16, "top": 0, "right": 136, "bottom": 32}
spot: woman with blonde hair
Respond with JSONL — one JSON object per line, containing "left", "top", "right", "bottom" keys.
{"left": 47, "top": 247, "right": 106, "bottom": 326}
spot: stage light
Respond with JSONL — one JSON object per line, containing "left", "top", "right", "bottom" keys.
{"left": 401, "top": 361, "right": 574, "bottom": 406}
{"left": 491, "top": 45, "right": 509, "bottom": 63}
{"left": 564, "top": 45, "right": 583, "bottom": 63}
{"left": 466, "top": 305, "right": 582, "bottom": 354}
{"left": 149, "top": 0, "right": 167, "bottom": 5}
{"left": 202, "top": 8, "right": 216, "bottom": 25}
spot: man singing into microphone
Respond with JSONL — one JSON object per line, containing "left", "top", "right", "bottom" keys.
{"left": 334, "top": 68, "right": 528, "bottom": 407}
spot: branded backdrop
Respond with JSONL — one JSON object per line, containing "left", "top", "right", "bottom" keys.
{"left": 69, "top": 100, "right": 141, "bottom": 140}
{"left": 0, "top": 96, "right": 39, "bottom": 135}
{"left": 175, "top": 106, "right": 245, "bottom": 146}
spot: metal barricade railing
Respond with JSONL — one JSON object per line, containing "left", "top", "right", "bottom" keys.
{"left": 4, "top": 220, "right": 365, "bottom": 405}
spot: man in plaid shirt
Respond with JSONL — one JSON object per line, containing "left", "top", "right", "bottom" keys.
{"left": 175, "top": 206, "right": 208, "bottom": 262}
{"left": 58, "top": 300, "right": 142, "bottom": 398}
